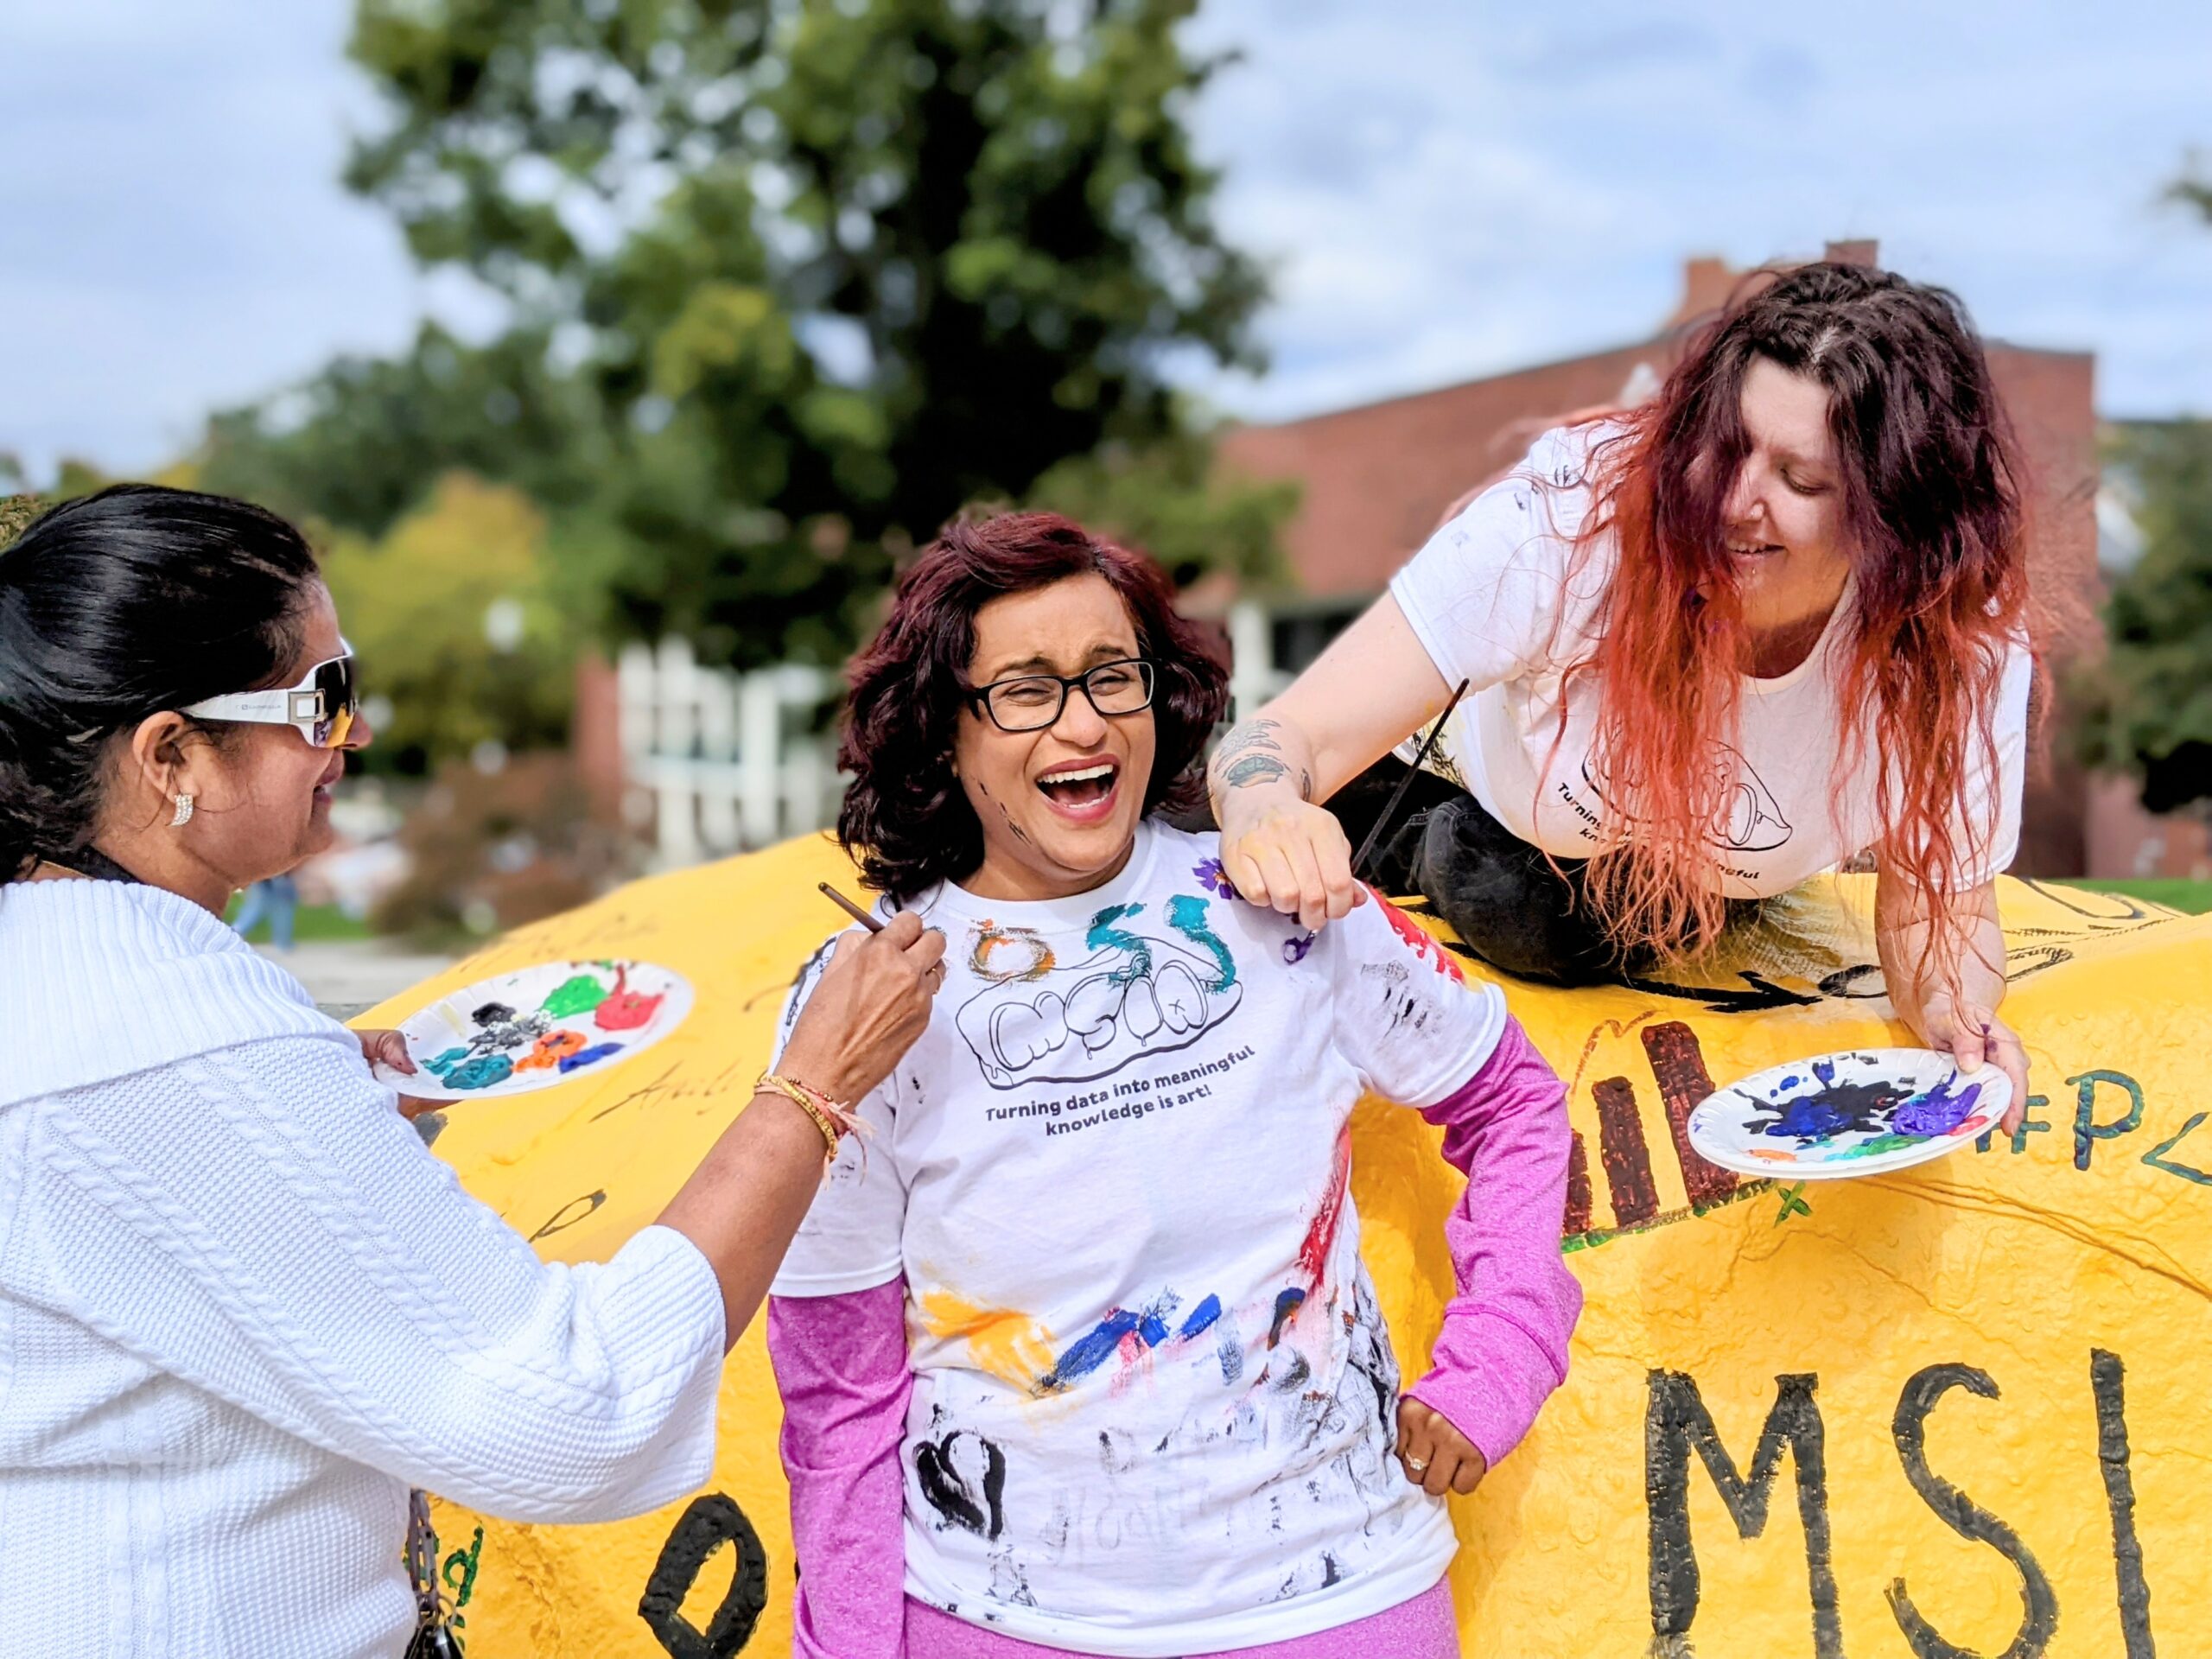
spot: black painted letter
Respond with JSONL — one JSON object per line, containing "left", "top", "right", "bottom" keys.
{"left": 2091, "top": 1349, "right": 2156, "bottom": 1657}
{"left": 639, "top": 1493, "right": 768, "bottom": 1659}
{"left": 1645, "top": 1370, "right": 1842, "bottom": 1658}
{"left": 1887, "top": 1363, "right": 2058, "bottom": 1659}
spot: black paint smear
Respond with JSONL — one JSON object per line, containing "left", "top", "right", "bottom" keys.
{"left": 916, "top": 1430, "right": 1007, "bottom": 1540}
{"left": 1644, "top": 1370, "right": 1841, "bottom": 1659}
{"left": 529, "top": 1190, "right": 606, "bottom": 1242}
{"left": 1623, "top": 971, "right": 1823, "bottom": 1015}
{"left": 2091, "top": 1350, "right": 2157, "bottom": 1658}
{"left": 1886, "top": 1363, "right": 2058, "bottom": 1659}
{"left": 638, "top": 1493, "right": 767, "bottom": 1659}
{"left": 1595, "top": 1077, "right": 1659, "bottom": 1227}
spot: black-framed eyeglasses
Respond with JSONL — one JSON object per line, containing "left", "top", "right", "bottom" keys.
{"left": 964, "top": 658, "right": 1156, "bottom": 734}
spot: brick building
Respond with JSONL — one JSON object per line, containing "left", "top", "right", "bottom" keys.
{"left": 1214, "top": 241, "right": 2101, "bottom": 876}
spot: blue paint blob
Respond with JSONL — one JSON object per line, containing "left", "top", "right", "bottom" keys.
{"left": 557, "top": 1041, "right": 625, "bottom": 1074}
{"left": 1894, "top": 1072, "right": 1982, "bottom": 1136}
{"left": 1267, "top": 1287, "right": 1307, "bottom": 1348}
{"left": 1041, "top": 1308, "right": 1142, "bottom": 1390}
{"left": 423, "top": 1046, "right": 471, "bottom": 1077}
{"left": 1178, "top": 1294, "right": 1223, "bottom": 1340}
{"left": 445, "top": 1054, "right": 514, "bottom": 1091}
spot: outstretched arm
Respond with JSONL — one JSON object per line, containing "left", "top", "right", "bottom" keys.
{"left": 1211, "top": 593, "right": 1452, "bottom": 928}
{"left": 1395, "top": 1017, "right": 1584, "bottom": 1497}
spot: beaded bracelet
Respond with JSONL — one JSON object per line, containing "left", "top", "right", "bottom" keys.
{"left": 754, "top": 1072, "right": 864, "bottom": 1164}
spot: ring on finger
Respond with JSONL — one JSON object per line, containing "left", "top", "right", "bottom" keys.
{"left": 1404, "top": 1455, "right": 1428, "bottom": 1476}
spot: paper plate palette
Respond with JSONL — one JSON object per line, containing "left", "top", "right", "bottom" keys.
{"left": 1687, "top": 1047, "right": 2011, "bottom": 1181}
{"left": 371, "top": 959, "right": 695, "bottom": 1103}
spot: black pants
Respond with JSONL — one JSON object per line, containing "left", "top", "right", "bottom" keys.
{"left": 1326, "top": 758, "right": 1635, "bottom": 988}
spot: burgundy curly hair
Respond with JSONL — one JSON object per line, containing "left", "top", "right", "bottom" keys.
{"left": 837, "top": 512, "right": 1230, "bottom": 898}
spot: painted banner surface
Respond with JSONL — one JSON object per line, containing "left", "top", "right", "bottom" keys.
{"left": 360, "top": 836, "right": 2210, "bottom": 1658}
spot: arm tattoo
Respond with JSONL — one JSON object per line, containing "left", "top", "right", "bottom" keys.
{"left": 1223, "top": 753, "right": 1294, "bottom": 790}
{"left": 1211, "top": 718, "right": 1307, "bottom": 796}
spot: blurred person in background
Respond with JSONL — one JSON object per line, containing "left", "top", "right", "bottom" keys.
{"left": 0, "top": 485, "right": 944, "bottom": 1658}
{"left": 768, "top": 513, "right": 1580, "bottom": 1659}
{"left": 232, "top": 870, "right": 299, "bottom": 950}
{"left": 1211, "top": 262, "right": 2035, "bottom": 1127}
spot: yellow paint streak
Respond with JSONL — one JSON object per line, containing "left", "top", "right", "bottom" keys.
{"left": 918, "top": 1290, "right": 1057, "bottom": 1393}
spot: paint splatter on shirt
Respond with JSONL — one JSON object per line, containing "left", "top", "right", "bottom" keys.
{"left": 771, "top": 820, "right": 1506, "bottom": 1653}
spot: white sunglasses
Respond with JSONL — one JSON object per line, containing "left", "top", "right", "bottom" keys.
{"left": 181, "top": 639, "right": 361, "bottom": 749}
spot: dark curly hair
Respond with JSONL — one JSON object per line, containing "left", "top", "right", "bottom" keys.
{"left": 838, "top": 512, "right": 1229, "bottom": 898}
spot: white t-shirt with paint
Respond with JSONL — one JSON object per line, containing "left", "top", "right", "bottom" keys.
{"left": 1388, "top": 424, "right": 2033, "bottom": 896}
{"left": 771, "top": 820, "right": 1506, "bottom": 1656}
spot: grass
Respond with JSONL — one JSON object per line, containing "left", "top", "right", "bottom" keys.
{"left": 2049, "top": 878, "right": 2212, "bottom": 915}
{"left": 220, "top": 897, "right": 376, "bottom": 944}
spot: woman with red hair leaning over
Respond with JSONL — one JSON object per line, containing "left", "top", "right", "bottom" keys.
{"left": 1212, "top": 261, "right": 2037, "bottom": 1129}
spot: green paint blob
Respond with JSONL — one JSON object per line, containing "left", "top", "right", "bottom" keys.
{"left": 540, "top": 972, "right": 611, "bottom": 1019}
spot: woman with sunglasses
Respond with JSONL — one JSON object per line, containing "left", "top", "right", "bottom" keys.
{"left": 766, "top": 512, "right": 1582, "bottom": 1658}
{"left": 0, "top": 485, "right": 945, "bottom": 1657}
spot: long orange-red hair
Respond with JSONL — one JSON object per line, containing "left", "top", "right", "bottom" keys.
{"left": 1557, "top": 262, "right": 2029, "bottom": 972}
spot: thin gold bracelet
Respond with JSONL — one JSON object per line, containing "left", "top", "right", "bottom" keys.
{"left": 754, "top": 1072, "right": 846, "bottom": 1160}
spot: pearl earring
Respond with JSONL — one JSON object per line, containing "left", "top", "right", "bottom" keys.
{"left": 170, "top": 793, "right": 194, "bottom": 829}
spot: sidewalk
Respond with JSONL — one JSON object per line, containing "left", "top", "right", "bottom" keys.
{"left": 257, "top": 940, "right": 458, "bottom": 1023}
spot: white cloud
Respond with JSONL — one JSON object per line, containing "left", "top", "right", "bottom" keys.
{"left": 1183, "top": 0, "right": 2212, "bottom": 420}
{"left": 1, "top": 0, "right": 2208, "bottom": 479}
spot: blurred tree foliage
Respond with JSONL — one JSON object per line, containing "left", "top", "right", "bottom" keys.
{"left": 200, "top": 324, "right": 601, "bottom": 539}
{"left": 320, "top": 474, "right": 580, "bottom": 776}
{"left": 1021, "top": 421, "right": 1293, "bottom": 590}
{"left": 2076, "top": 419, "right": 2212, "bottom": 813}
{"left": 203, "top": 0, "right": 1282, "bottom": 689}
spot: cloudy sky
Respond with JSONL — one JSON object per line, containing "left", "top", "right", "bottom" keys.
{"left": 3, "top": 0, "right": 2209, "bottom": 479}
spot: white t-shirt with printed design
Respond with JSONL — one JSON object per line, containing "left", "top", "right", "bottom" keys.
{"left": 1388, "top": 424, "right": 2034, "bottom": 896}
{"left": 771, "top": 820, "right": 1505, "bottom": 1656}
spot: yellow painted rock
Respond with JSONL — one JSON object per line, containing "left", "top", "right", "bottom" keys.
{"left": 360, "top": 839, "right": 2209, "bottom": 1659}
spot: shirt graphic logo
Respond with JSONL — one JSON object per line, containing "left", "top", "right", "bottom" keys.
{"left": 956, "top": 895, "right": 1243, "bottom": 1090}
{"left": 1580, "top": 743, "right": 1793, "bottom": 853}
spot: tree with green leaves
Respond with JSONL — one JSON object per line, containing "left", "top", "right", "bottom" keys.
{"left": 2079, "top": 418, "right": 2212, "bottom": 812}
{"left": 2074, "top": 166, "right": 2212, "bottom": 816}
{"left": 316, "top": 0, "right": 1271, "bottom": 668}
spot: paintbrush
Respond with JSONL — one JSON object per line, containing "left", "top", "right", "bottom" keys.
{"left": 1349, "top": 677, "right": 1472, "bottom": 884}
{"left": 818, "top": 881, "right": 886, "bottom": 933}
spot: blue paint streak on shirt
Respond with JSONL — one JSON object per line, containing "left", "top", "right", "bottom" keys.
{"left": 1085, "top": 904, "right": 1151, "bottom": 984}
{"left": 1166, "top": 893, "right": 1237, "bottom": 992}
{"left": 1268, "top": 1287, "right": 1306, "bottom": 1347}
{"left": 1042, "top": 1308, "right": 1142, "bottom": 1390}
{"left": 1178, "top": 1294, "right": 1224, "bottom": 1340}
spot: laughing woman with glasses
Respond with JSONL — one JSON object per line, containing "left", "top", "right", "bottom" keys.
{"left": 0, "top": 486, "right": 945, "bottom": 1658}
{"left": 766, "top": 512, "right": 1582, "bottom": 1659}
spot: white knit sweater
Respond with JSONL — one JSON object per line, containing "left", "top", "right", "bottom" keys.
{"left": 0, "top": 880, "right": 728, "bottom": 1658}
